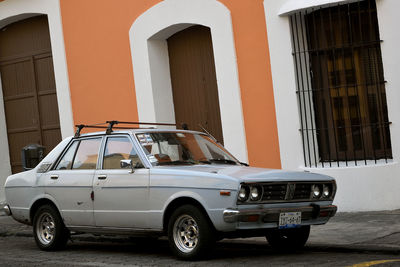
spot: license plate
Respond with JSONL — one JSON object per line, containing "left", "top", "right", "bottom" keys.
{"left": 279, "top": 212, "right": 301, "bottom": 229}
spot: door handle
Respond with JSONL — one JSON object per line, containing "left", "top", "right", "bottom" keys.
{"left": 50, "top": 175, "right": 58, "bottom": 180}
{"left": 98, "top": 175, "right": 107, "bottom": 180}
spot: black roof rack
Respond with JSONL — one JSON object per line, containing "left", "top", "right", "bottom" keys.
{"left": 74, "top": 121, "right": 177, "bottom": 137}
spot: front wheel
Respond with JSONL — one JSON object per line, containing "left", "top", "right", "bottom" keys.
{"left": 168, "top": 205, "right": 215, "bottom": 260}
{"left": 33, "top": 204, "right": 69, "bottom": 251}
{"left": 266, "top": 225, "right": 310, "bottom": 251}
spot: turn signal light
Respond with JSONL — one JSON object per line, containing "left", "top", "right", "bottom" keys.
{"left": 220, "top": 191, "right": 231, "bottom": 196}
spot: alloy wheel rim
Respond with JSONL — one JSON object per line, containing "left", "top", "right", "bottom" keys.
{"left": 36, "top": 212, "right": 55, "bottom": 245}
{"left": 173, "top": 214, "right": 199, "bottom": 253}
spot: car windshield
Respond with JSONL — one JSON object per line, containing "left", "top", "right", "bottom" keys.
{"left": 136, "top": 132, "right": 239, "bottom": 166}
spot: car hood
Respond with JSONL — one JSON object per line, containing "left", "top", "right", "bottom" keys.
{"left": 153, "top": 164, "right": 334, "bottom": 182}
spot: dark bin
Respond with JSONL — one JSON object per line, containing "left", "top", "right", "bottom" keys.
{"left": 21, "top": 144, "right": 45, "bottom": 171}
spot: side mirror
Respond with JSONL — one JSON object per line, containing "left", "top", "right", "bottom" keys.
{"left": 120, "top": 159, "right": 143, "bottom": 173}
{"left": 120, "top": 159, "right": 133, "bottom": 172}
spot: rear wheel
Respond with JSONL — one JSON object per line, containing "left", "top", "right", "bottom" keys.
{"left": 168, "top": 205, "right": 215, "bottom": 260}
{"left": 33, "top": 204, "right": 69, "bottom": 251}
{"left": 266, "top": 225, "right": 310, "bottom": 251}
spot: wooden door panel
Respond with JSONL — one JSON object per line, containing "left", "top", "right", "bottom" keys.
{"left": 0, "top": 15, "right": 62, "bottom": 173}
{"left": 4, "top": 98, "right": 38, "bottom": 130}
{"left": 0, "top": 60, "right": 35, "bottom": 97}
{"left": 34, "top": 55, "right": 56, "bottom": 93}
{"left": 42, "top": 129, "right": 62, "bottom": 152}
{"left": 167, "top": 26, "right": 224, "bottom": 144}
{"left": 38, "top": 94, "right": 60, "bottom": 126}
{"left": 0, "top": 16, "right": 51, "bottom": 58}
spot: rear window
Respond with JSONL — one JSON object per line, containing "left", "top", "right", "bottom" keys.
{"left": 54, "top": 138, "right": 102, "bottom": 170}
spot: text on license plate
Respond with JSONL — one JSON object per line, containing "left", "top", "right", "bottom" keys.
{"left": 279, "top": 212, "right": 301, "bottom": 229}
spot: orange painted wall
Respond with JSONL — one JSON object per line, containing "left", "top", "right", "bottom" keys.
{"left": 60, "top": 0, "right": 281, "bottom": 169}
{"left": 60, "top": 0, "right": 162, "bottom": 125}
{"left": 219, "top": 0, "right": 281, "bottom": 168}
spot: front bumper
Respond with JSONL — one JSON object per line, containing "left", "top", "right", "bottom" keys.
{"left": 2, "top": 204, "right": 12, "bottom": 216}
{"left": 223, "top": 204, "right": 337, "bottom": 224}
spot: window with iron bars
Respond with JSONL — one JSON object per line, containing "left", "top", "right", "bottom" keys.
{"left": 290, "top": 0, "right": 392, "bottom": 167}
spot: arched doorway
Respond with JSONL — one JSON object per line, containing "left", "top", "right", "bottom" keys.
{"left": 167, "top": 25, "right": 223, "bottom": 143}
{"left": 130, "top": 0, "right": 248, "bottom": 162}
{"left": 0, "top": 15, "right": 62, "bottom": 173}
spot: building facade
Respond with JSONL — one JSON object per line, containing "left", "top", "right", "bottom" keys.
{"left": 0, "top": 0, "right": 398, "bottom": 211}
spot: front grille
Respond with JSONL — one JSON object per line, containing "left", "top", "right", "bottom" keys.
{"left": 262, "top": 184, "right": 286, "bottom": 201}
{"left": 238, "top": 181, "right": 335, "bottom": 204}
{"left": 293, "top": 183, "right": 312, "bottom": 200}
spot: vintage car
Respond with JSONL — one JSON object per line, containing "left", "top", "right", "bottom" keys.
{"left": 3, "top": 121, "right": 337, "bottom": 260}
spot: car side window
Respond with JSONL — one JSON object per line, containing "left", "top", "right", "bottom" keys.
{"left": 55, "top": 141, "right": 79, "bottom": 170}
{"left": 72, "top": 138, "right": 102, "bottom": 170}
{"left": 103, "top": 136, "right": 143, "bottom": 169}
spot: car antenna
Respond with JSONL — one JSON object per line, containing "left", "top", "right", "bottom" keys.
{"left": 198, "top": 124, "right": 249, "bottom": 167}
{"left": 198, "top": 124, "right": 220, "bottom": 144}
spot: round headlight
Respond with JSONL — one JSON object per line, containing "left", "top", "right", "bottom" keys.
{"left": 238, "top": 185, "right": 249, "bottom": 202}
{"left": 250, "top": 186, "right": 261, "bottom": 201}
{"left": 322, "top": 184, "right": 330, "bottom": 198}
{"left": 311, "top": 184, "right": 321, "bottom": 198}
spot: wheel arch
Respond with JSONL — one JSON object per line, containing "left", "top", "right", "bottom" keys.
{"left": 29, "top": 195, "right": 61, "bottom": 223}
{"left": 162, "top": 196, "right": 216, "bottom": 233}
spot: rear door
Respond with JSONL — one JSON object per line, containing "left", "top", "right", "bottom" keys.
{"left": 43, "top": 137, "right": 102, "bottom": 226}
{"left": 93, "top": 135, "right": 150, "bottom": 228}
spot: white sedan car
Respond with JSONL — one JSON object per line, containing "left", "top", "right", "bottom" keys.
{"left": 4, "top": 122, "right": 337, "bottom": 260}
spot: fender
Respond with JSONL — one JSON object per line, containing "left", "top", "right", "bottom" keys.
{"left": 29, "top": 193, "right": 62, "bottom": 222}
{"left": 163, "top": 190, "right": 210, "bottom": 211}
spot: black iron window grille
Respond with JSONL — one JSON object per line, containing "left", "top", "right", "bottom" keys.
{"left": 290, "top": 0, "right": 392, "bottom": 167}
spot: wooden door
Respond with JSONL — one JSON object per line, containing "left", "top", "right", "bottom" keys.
{"left": 0, "top": 15, "right": 62, "bottom": 173}
{"left": 167, "top": 26, "right": 224, "bottom": 144}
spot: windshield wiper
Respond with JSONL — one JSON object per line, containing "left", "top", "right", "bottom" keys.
{"left": 208, "top": 159, "right": 238, "bottom": 165}
{"left": 157, "top": 160, "right": 196, "bottom": 166}
{"left": 198, "top": 160, "right": 212, "bottom": 164}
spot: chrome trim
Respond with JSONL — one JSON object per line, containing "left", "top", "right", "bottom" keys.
{"left": 223, "top": 204, "right": 337, "bottom": 223}
{"left": 3, "top": 204, "right": 12, "bottom": 216}
{"left": 173, "top": 214, "right": 199, "bottom": 253}
{"left": 36, "top": 212, "right": 55, "bottom": 245}
{"left": 67, "top": 225, "right": 162, "bottom": 235}
{"left": 223, "top": 209, "right": 240, "bottom": 223}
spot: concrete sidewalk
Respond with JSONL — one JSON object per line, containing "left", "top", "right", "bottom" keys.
{"left": 309, "top": 210, "right": 400, "bottom": 252}
{"left": 1, "top": 210, "right": 399, "bottom": 253}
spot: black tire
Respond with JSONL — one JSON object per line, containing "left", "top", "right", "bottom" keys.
{"left": 167, "top": 205, "right": 215, "bottom": 260}
{"left": 32, "top": 204, "right": 69, "bottom": 251}
{"left": 266, "top": 225, "right": 310, "bottom": 251}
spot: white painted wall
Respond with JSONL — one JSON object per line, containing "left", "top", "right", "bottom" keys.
{"left": 264, "top": 0, "right": 400, "bottom": 212}
{"left": 278, "top": 0, "right": 355, "bottom": 15}
{"left": 129, "top": 0, "right": 248, "bottom": 162}
{"left": 0, "top": 0, "right": 74, "bottom": 202}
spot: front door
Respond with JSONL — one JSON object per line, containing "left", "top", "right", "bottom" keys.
{"left": 167, "top": 25, "right": 224, "bottom": 144}
{"left": 93, "top": 135, "right": 149, "bottom": 228}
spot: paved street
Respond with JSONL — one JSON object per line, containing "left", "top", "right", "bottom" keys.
{"left": 1, "top": 210, "right": 400, "bottom": 266}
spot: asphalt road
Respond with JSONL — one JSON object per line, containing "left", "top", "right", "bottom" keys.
{"left": 2, "top": 211, "right": 400, "bottom": 266}
{"left": 1, "top": 235, "right": 400, "bottom": 267}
